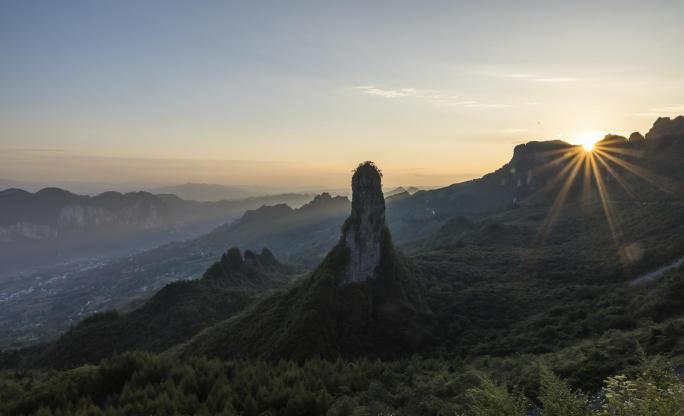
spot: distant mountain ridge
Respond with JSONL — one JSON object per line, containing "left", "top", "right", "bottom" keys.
{"left": 0, "top": 188, "right": 313, "bottom": 274}
{"left": 0, "top": 192, "right": 351, "bottom": 348}
{"left": 0, "top": 187, "right": 172, "bottom": 231}
{"left": 149, "top": 182, "right": 264, "bottom": 202}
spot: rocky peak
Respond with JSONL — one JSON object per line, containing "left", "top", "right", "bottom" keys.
{"left": 510, "top": 140, "right": 574, "bottom": 168}
{"left": 645, "top": 116, "right": 684, "bottom": 151}
{"left": 350, "top": 161, "right": 385, "bottom": 224}
{"left": 223, "top": 247, "right": 244, "bottom": 270}
{"left": 299, "top": 192, "right": 349, "bottom": 213}
{"left": 342, "top": 161, "right": 388, "bottom": 283}
{"left": 243, "top": 248, "right": 277, "bottom": 268}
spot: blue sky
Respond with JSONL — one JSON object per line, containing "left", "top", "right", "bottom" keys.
{"left": 1, "top": 0, "right": 683, "bottom": 188}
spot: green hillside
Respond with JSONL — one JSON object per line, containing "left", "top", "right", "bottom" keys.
{"left": 15, "top": 248, "right": 297, "bottom": 369}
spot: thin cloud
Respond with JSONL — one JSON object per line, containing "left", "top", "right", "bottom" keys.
{"left": 353, "top": 86, "right": 438, "bottom": 99}
{"left": 480, "top": 70, "right": 579, "bottom": 83}
{"left": 354, "top": 85, "right": 513, "bottom": 109}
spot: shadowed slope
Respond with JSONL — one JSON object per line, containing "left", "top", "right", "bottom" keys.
{"left": 19, "top": 248, "right": 295, "bottom": 369}
{"left": 182, "top": 162, "right": 431, "bottom": 360}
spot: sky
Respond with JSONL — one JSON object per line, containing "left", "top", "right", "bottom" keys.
{"left": 1, "top": 0, "right": 683, "bottom": 191}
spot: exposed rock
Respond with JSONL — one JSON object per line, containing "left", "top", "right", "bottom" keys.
{"left": 343, "top": 162, "right": 386, "bottom": 283}
{"left": 58, "top": 205, "right": 116, "bottom": 229}
{"left": 500, "top": 140, "right": 575, "bottom": 193}
{"left": 181, "top": 161, "right": 431, "bottom": 361}
{"left": 0, "top": 222, "right": 58, "bottom": 242}
{"left": 645, "top": 116, "right": 684, "bottom": 142}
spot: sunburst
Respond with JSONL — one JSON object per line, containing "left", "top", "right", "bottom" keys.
{"left": 532, "top": 136, "right": 679, "bottom": 266}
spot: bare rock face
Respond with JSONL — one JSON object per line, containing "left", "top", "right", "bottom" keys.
{"left": 342, "top": 161, "right": 387, "bottom": 283}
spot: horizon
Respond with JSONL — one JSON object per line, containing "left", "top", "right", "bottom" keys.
{"left": 2, "top": 1, "right": 683, "bottom": 189}
{"left": 0, "top": 119, "right": 672, "bottom": 195}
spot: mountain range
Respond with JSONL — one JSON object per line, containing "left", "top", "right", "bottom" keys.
{"left": 5, "top": 116, "right": 683, "bottom": 380}
{"left": 0, "top": 189, "right": 313, "bottom": 275}
{"left": 148, "top": 183, "right": 269, "bottom": 202}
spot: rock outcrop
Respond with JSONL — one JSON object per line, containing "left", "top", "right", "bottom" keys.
{"left": 645, "top": 116, "right": 684, "bottom": 142}
{"left": 182, "top": 161, "right": 431, "bottom": 361}
{"left": 343, "top": 162, "right": 386, "bottom": 283}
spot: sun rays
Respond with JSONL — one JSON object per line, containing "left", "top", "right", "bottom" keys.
{"left": 532, "top": 136, "right": 679, "bottom": 266}
{"left": 573, "top": 132, "right": 603, "bottom": 152}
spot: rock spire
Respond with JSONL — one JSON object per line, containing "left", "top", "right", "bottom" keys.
{"left": 342, "top": 161, "right": 388, "bottom": 283}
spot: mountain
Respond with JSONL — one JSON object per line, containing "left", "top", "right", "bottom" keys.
{"left": 182, "top": 162, "right": 431, "bottom": 360}
{"left": 0, "top": 192, "right": 350, "bottom": 348}
{"left": 0, "top": 189, "right": 313, "bottom": 275}
{"left": 384, "top": 186, "right": 407, "bottom": 197}
{"left": 4, "top": 116, "right": 683, "bottom": 365}
{"left": 0, "top": 188, "right": 173, "bottom": 234}
{"left": 397, "top": 117, "right": 684, "bottom": 371}
{"left": 0, "top": 189, "right": 179, "bottom": 274}
{"left": 19, "top": 248, "right": 296, "bottom": 369}
{"left": 385, "top": 186, "right": 421, "bottom": 197}
{"left": 386, "top": 140, "right": 581, "bottom": 243}
{"left": 388, "top": 117, "right": 684, "bottom": 244}
{"left": 120, "top": 192, "right": 351, "bottom": 278}
{"left": 150, "top": 182, "right": 264, "bottom": 201}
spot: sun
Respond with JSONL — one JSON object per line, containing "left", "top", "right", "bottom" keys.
{"left": 573, "top": 131, "right": 603, "bottom": 152}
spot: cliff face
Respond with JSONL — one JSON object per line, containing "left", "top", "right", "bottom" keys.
{"left": 343, "top": 162, "right": 387, "bottom": 283}
{"left": 0, "top": 188, "right": 173, "bottom": 242}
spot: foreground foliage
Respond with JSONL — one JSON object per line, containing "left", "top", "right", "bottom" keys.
{"left": 2, "top": 352, "right": 683, "bottom": 416}
{"left": 468, "top": 355, "right": 684, "bottom": 416}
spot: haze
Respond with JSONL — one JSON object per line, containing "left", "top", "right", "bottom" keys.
{"left": 1, "top": 0, "right": 683, "bottom": 190}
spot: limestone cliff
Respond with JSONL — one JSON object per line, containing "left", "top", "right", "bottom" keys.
{"left": 342, "top": 161, "right": 386, "bottom": 283}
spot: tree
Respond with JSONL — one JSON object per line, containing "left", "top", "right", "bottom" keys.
{"left": 538, "top": 366, "right": 590, "bottom": 416}
{"left": 466, "top": 376, "right": 528, "bottom": 416}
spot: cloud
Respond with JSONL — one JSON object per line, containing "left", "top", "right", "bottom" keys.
{"left": 479, "top": 70, "right": 579, "bottom": 83}
{"left": 353, "top": 86, "right": 438, "bottom": 99}
{"left": 634, "top": 104, "right": 684, "bottom": 118}
{"left": 354, "top": 85, "right": 513, "bottom": 109}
